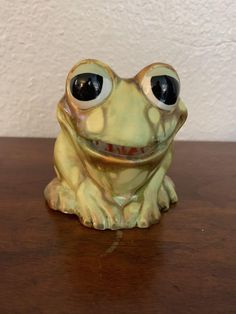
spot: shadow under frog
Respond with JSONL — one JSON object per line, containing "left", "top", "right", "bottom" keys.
{"left": 44, "top": 59, "right": 187, "bottom": 230}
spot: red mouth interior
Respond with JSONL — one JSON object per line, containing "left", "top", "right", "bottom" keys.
{"left": 89, "top": 140, "right": 156, "bottom": 157}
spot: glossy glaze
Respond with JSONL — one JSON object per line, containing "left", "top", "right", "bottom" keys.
{"left": 44, "top": 59, "right": 187, "bottom": 230}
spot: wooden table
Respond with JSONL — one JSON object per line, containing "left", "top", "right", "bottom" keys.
{"left": 0, "top": 138, "right": 235, "bottom": 314}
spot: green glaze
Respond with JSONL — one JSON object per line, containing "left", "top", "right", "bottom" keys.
{"left": 44, "top": 59, "right": 187, "bottom": 230}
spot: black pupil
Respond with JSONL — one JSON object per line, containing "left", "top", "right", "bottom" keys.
{"left": 71, "top": 73, "right": 103, "bottom": 101}
{"left": 151, "top": 75, "right": 179, "bottom": 105}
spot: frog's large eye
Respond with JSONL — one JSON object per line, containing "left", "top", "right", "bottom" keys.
{"left": 70, "top": 72, "right": 112, "bottom": 109}
{"left": 143, "top": 75, "right": 180, "bottom": 111}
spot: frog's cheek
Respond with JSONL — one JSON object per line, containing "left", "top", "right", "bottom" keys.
{"left": 148, "top": 107, "right": 160, "bottom": 125}
{"left": 178, "top": 99, "right": 188, "bottom": 125}
{"left": 85, "top": 107, "right": 105, "bottom": 134}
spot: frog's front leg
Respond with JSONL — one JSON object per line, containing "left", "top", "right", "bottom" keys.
{"left": 77, "top": 178, "right": 122, "bottom": 230}
{"left": 44, "top": 129, "right": 83, "bottom": 214}
{"left": 158, "top": 175, "right": 178, "bottom": 211}
{"left": 136, "top": 170, "right": 163, "bottom": 228}
{"left": 136, "top": 150, "right": 172, "bottom": 228}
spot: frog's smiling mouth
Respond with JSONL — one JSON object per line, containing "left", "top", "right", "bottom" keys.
{"left": 86, "top": 139, "right": 158, "bottom": 159}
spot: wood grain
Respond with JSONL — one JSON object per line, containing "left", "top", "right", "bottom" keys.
{"left": 0, "top": 138, "right": 235, "bottom": 314}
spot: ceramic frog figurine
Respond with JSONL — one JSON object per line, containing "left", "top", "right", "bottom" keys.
{"left": 44, "top": 59, "right": 187, "bottom": 230}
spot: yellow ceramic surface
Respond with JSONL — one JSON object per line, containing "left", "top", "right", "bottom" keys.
{"left": 44, "top": 59, "right": 187, "bottom": 230}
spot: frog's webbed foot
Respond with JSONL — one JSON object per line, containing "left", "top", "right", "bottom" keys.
{"left": 135, "top": 175, "right": 178, "bottom": 228}
{"left": 77, "top": 179, "right": 122, "bottom": 230}
{"left": 136, "top": 200, "right": 161, "bottom": 228}
{"left": 136, "top": 185, "right": 161, "bottom": 229}
{"left": 44, "top": 178, "right": 78, "bottom": 214}
{"left": 158, "top": 175, "right": 178, "bottom": 212}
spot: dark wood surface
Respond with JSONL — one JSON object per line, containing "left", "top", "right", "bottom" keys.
{"left": 0, "top": 138, "right": 235, "bottom": 314}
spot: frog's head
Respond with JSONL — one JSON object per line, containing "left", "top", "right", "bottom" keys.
{"left": 64, "top": 59, "right": 187, "bottom": 166}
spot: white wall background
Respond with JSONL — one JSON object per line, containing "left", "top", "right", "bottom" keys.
{"left": 0, "top": 0, "right": 235, "bottom": 140}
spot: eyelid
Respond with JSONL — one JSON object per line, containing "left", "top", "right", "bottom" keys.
{"left": 68, "top": 62, "right": 113, "bottom": 82}
{"left": 137, "top": 63, "right": 180, "bottom": 85}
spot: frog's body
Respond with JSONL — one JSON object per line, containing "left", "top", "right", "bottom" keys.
{"left": 44, "top": 59, "right": 187, "bottom": 230}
